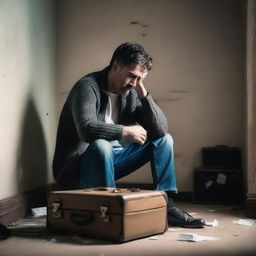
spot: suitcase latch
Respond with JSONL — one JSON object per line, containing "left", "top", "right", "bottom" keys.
{"left": 52, "top": 200, "right": 63, "bottom": 218}
{"left": 100, "top": 206, "right": 110, "bottom": 223}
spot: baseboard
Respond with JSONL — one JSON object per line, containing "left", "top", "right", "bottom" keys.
{"left": 245, "top": 193, "right": 256, "bottom": 218}
{"left": 0, "top": 184, "right": 55, "bottom": 225}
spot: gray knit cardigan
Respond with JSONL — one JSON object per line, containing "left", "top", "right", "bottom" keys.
{"left": 53, "top": 66, "right": 168, "bottom": 189}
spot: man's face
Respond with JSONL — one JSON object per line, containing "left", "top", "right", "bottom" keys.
{"left": 110, "top": 63, "right": 148, "bottom": 94}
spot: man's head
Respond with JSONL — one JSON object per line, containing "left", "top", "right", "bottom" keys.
{"left": 109, "top": 42, "right": 152, "bottom": 71}
{"left": 108, "top": 42, "right": 152, "bottom": 94}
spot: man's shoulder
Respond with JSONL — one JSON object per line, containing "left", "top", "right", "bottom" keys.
{"left": 74, "top": 67, "right": 108, "bottom": 91}
{"left": 76, "top": 71, "right": 99, "bottom": 87}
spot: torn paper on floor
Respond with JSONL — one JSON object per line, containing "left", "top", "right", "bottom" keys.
{"left": 31, "top": 207, "right": 47, "bottom": 217}
{"left": 233, "top": 219, "right": 256, "bottom": 226}
{"left": 179, "top": 233, "right": 219, "bottom": 242}
{"left": 205, "top": 219, "right": 219, "bottom": 227}
{"left": 148, "top": 236, "right": 159, "bottom": 240}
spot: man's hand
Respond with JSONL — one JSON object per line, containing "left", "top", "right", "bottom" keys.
{"left": 122, "top": 125, "right": 147, "bottom": 144}
{"left": 135, "top": 79, "right": 148, "bottom": 99}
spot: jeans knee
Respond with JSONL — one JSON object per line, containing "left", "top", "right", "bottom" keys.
{"left": 152, "top": 133, "right": 174, "bottom": 149}
{"left": 90, "top": 139, "right": 113, "bottom": 159}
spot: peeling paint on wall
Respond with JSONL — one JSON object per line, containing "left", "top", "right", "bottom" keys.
{"left": 130, "top": 21, "right": 150, "bottom": 37}
{"left": 130, "top": 21, "right": 149, "bottom": 28}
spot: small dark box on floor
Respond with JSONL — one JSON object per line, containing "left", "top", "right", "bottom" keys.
{"left": 194, "top": 167, "right": 243, "bottom": 203}
{"left": 202, "top": 145, "right": 241, "bottom": 168}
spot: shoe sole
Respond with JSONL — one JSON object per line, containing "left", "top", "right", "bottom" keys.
{"left": 168, "top": 223, "right": 205, "bottom": 228}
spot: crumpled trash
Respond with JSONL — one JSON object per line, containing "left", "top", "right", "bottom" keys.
{"left": 205, "top": 219, "right": 219, "bottom": 227}
{"left": 179, "top": 233, "right": 219, "bottom": 242}
{"left": 233, "top": 219, "right": 256, "bottom": 226}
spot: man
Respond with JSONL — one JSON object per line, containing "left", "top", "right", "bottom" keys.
{"left": 53, "top": 42, "right": 205, "bottom": 228}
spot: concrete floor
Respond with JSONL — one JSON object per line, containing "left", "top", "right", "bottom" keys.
{"left": 0, "top": 202, "right": 256, "bottom": 256}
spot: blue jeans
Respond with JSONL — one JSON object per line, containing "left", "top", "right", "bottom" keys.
{"left": 78, "top": 133, "right": 178, "bottom": 193}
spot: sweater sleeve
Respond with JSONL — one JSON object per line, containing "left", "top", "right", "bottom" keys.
{"left": 71, "top": 83, "right": 123, "bottom": 142}
{"left": 135, "top": 93, "right": 168, "bottom": 139}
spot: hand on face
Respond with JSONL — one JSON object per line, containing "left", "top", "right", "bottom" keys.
{"left": 134, "top": 78, "right": 147, "bottom": 98}
{"left": 113, "top": 63, "right": 148, "bottom": 96}
{"left": 124, "top": 65, "right": 148, "bottom": 97}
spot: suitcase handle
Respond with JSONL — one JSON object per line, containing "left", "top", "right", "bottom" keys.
{"left": 70, "top": 213, "right": 94, "bottom": 226}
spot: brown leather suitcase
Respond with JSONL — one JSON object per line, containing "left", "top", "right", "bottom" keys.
{"left": 47, "top": 187, "right": 168, "bottom": 242}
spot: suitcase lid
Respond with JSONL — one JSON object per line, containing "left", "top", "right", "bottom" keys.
{"left": 47, "top": 187, "right": 167, "bottom": 214}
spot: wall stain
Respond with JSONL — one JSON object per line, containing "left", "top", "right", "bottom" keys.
{"left": 130, "top": 21, "right": 150, "bottom": 37}
{"left": 130, "top": 21, "right": 149, "bottom": 28}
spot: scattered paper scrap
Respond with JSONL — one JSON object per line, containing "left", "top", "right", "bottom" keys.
{"left": 179, "top": 233, "right": 219, "bottom": 242}
{"left": 31, "top": 207, "right": 47, "bottom": 217}
{"left": 205, "top": 180, "right": 214, "bottom": 189}
{"left": 205, "top": 219, "right": 219, "bottom": 227}
{"left": 216, "top": 173, "right": 227, "bottom": 185}
{"left": 46, "top": 237, "right": 57, "bottom": 243}
{"left": 148, "top": 236, "right": 159, "bottom": 240}
{"left": 233, "top": 219, "right": 256, "bottom": 226}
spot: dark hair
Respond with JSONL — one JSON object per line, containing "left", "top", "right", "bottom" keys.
{"left": 109, "top": 42, "right": 152, "bottom": 71}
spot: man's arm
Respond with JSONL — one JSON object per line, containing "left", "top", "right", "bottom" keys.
{"left": 121, "top": 80, "right": 168, "bottom": 144}
{"left": 134, "top": 81, "right": 168, "bottom": 139}
{"left": 71, "top": 83, "right": 123, "bottom": 142}
{"left": 122, "top": 125, "right": 147, "bottom": 145}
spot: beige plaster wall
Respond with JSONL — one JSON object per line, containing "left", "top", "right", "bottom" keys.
{"left": 0, "top": 0, "right": 57, "bottom": 200}
{"left": 246, "top": 0, "right": 256, "bottom": 195}
{"left": 56, "top": 0, "right": 244, "bottom": 191}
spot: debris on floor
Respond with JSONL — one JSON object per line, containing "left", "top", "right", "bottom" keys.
{"left": 46, "top": 237, "right": 57, "bottom": 243}
{"left": 205, "top": 219, "right": 219, "bottom": 227}
{"left": 31, "top": 207, "right": 47, "bottom": 217}
{"left": 179, "top": 233, "right": 219, "bottom": 242}
{"left": 233, "top": 218, "right": 256, "bottom": 226}
{"left": 148, "top": 235, "right": 159, "bottom": 240}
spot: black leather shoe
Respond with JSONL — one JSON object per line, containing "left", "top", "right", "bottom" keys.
{"left": 168, "top": 207, "right": 205, "bottom": 228}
